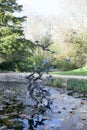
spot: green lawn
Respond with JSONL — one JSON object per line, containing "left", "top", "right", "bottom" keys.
{"left": 50, "top": 67, "right": 87, "bottom": 76}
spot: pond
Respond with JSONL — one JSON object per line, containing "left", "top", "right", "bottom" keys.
{"left": 0, "top": 82, "right": 87, "bottom": 130}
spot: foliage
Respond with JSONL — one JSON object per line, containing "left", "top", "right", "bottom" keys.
{"left": 0, "top": 0, "right": 34, "bottom": 71}
{"left": 52, "top": 55, "right": 78, "bottom": 71}
{"left": 15, "top": 54, "right": 45, "bottom": 72}
{"left": 52, "top": 31, "right": 87, "bottom": 70}
{"left": 45, "top": 76, "right": 87, "bottom": 92}
{"left": 67, "top": 79, "right": 87, "bottom": 92}
{"left": 72, "top": 32, "right": 87, "bottom": 67}
{"left": 45, "top": 77, "right": 63, "bottom": 88}
{"left": 26, "top": 34, "right": 53, "bottom": 72}
{"left": 49, "top": 29, "right": 87, "bottom": 70}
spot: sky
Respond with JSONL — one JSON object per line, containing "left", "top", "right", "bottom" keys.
{"left": 17, "top": 0, "right": 87, "bottom": 21}
{"left": 16, "top": 0, "right": 87, "bottom": 41}
{"left": 17, "top": 0, "right": 72, "bottom": 16}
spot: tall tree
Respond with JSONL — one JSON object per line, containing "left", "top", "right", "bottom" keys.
{"left": 0, "top": 0, "right": 34, "bottom": 71}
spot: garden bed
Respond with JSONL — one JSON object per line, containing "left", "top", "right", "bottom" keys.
{"left": 46, "top": 75, "right": 87, "bottom": 93}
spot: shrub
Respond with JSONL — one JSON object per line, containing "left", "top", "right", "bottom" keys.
{"left": 46, "top": 77, "right": 63, "bottom": 88}
{"left": 0, "top": 61, "right": 15, "bottom": 71}
{"left": 67, "top": 79, "right": 87, "bottom": 92}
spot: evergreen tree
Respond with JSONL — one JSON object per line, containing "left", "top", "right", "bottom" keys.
{"left": 0, "top": 0, "right": 34, "bottom": 71}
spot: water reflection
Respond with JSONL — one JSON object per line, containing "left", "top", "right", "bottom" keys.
{"left": 0, "top": 95, "right": 47, "bottom": 129}
{"left": 0, "top": 82, "right": 87, "bottom": 130}
{"left": 0, "top": 82, "right": 61, "bottom": 130}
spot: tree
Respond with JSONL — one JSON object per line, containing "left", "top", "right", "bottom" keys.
{"left": 72, "top": 32, "right": 87, "bottom": 67}
{"left": 0, "top": 0, "right": 34, "bottom": 71}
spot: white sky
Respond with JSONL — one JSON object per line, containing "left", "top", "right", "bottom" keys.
{"left": 17, "top": 0, "right": 72, "bottom": 16}
{"left": 17, "top": 0, "right": 87, "bottom": 30}
{"left": 17, "top": 0, "right": 87, "bottom": 22}
{"left": 16, "top": 0, "right": 87, "bottom": 40}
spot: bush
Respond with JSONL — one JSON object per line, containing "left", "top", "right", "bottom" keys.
{"left": 0, "top": 61, "right": 15, "bottom": 71}
{"left": 53, "top": 58, "right": 78, "bottom": 71}
{"left": 45, "top": 76, "right": 87, "bottom": 93}
{"left": 45, "top": 77, "right": 63, "bottom": 88}
{"left": 67, "top": 79, "right": 87, "bottom": 92}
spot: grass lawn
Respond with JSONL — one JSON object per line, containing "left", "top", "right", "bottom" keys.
{"left": 50, "top": 67, "right": 87, "bottom": 76}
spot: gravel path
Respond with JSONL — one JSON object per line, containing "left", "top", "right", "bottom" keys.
{"left": 0, "top": 73, "right": 87, "bottom": 82}
{"left": 52, "top": 74, "right": 87, "bottom": 79}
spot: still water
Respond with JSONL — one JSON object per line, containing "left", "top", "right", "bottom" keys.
{"left": 0, "top": 82, "right": 87, "bottom": 130}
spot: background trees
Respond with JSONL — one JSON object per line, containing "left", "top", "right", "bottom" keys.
{"left": 0, "top": 0, "right": 87, "bottom": 72}
{"left": 72, "top": 32, "right": 87, "bottom": 68}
